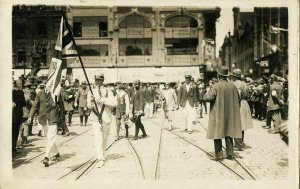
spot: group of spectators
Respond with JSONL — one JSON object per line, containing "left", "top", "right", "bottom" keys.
{"left": 12, "top": 70, "right": 288, "bottom": 160}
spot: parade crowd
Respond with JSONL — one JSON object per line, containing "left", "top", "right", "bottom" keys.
{"left": 12, "top": 66, "right": 288, "bottom": 167}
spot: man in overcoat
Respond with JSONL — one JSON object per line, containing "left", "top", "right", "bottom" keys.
{"left": 203, "top": 66, "right": 242, "bottom": 161}
{"left": 177, "top": 74, "right": 198, "bottom": 134}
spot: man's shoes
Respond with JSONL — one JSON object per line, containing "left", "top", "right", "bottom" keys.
{"left": 226, "top": 155, "right": 234, "bottom": 160}
{"left": 97, "top": 160, "right": 105, "bottom": 168}
{"left": 51, "top": 153, "right": 60, "bottom": 161}
{"left": 84, "top": 123, "right": 87, "bottom": 126}
{"left": 263, "top": 126, "right": 271, "bottom": 129}
{"left": 43, "top": 158, "right": 49, "bottom": 167}
{"left": 210, "top": 156, "right": 223, "bottom": 161}
{"left": 141, "top": 134, "right": 148, "bottom": 138}
{"left": 180, "top": 129, "right": 187, "bottom": 132}
{"left": 268, "top": 129, "right": 279, "bottom": 134}
{"left": 38, "top": 130, "right": 42, "bottom": 137}
{"left": 243, "top": 144, "right": 252, "bottom": 149}
{"left": 168, "top": 127, "right": 172, "bottom": 131}
{"left": 233, "top": 147, "right": 244, "bottom": 151}
{"left": 63, "top": 132, "right": 70, "bottom": 137}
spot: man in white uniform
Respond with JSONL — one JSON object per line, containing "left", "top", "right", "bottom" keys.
{"left": 87, "top": 74, "right": 117, "bottom": 168}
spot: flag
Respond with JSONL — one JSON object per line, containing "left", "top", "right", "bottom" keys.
{"left": 263, "top": 36, "right": 282, "bottom": 52}
{"left": 270, "top": 25, "right": 288, "bottom": 33}
{"left": 46, "top": 16, "right": 77, "bottom": 101}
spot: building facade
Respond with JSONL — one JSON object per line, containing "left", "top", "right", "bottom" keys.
{"left": 219, "top": 7, "right": 288, "bottom": 79}
{"left": 12, "top": 6, "right": 220, "bottom": 82}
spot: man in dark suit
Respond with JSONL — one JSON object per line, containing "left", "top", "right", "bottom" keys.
{"left": 28, "top": 82, "right": 64, "bottom": 167}
{"left": 12, "top": 80, "right": 26, "bottom": 157}
{"left": 177, "top": 74, "right": 198, "bottom": 134}
{"left": 131, "top": 80, "right": 147, "bottom": 140}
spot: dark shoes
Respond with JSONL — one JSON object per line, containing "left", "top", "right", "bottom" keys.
{"left": 51, "top": 153, "right": 60, "bottom": 161}
{"left": 43, "top": 157, "right": 49, "bottom": 167}
{"left": 210, "top": 156, "right": 223, "bottom": 161}
{"left": 63, "top": 132, "right": 70, "bottom": 137}
{"left": 226, "top": 155, "right": 234, "bottom": 160}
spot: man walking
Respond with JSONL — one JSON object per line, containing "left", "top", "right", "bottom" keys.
{"left": 115, "top": 83, "right": 130, "bottom": 139}
{"left": 28, "top": 82, "right": 64, "bottom": 167}
{"left": 75, "top": 81, "right": 90, "bottom": 126}
{"left": 131, "top": 80, "right": 147, "bottom": 140}
{"left": 87, "top": 74, "right": 117, "bottom": 168}
{"left": 177, "top": 74, "right": 198, "bottom": 134}
{"left": 203, "top": 66, "right": 242, "bottom": 161}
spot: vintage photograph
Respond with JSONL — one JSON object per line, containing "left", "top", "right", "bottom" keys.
{"left": 3, "top": 2, "right": 298, "bottom": 188}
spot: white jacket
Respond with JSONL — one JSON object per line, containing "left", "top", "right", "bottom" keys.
{"left": 87, "top": 86, "right": 117, "bottom": 124}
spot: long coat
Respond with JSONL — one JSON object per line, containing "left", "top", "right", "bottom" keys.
{"left": 234, "top": 80, "right": 253, "bottom": 131}
{"left": 177, "top": 83, "right": 198, "bottom": 108}
{"left": 75, "top": 87, "right": 89, "bottom": 108}
{"left": 203, "top": 79, "right": 242, "bottom": 139}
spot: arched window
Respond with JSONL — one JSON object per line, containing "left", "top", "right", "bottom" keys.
{"left": 119, "top": 14, "right": 152, "bottom": 56}
{"left": 165, "top": 15, "right": 198, "bottom": 55}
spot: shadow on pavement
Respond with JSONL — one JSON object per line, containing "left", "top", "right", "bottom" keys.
{"left": 106, "top": 153, "right": 125, "bottom": 162}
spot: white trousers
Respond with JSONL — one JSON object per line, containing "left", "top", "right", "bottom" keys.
{"left": 44, "top": 123, "right": 59, "bottom": 158}
{"left": 92, "top": 122, "right": 111, "bottom": 161}
{"left": 181, "top": 103, "right": 196, "bottom": 132}
{"left": 144, "top": 102, "right": 154, "bottom": 118}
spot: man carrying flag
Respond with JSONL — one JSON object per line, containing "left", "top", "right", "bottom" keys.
{"left": 27, "top": 16, "right": 76, "bottom": 167}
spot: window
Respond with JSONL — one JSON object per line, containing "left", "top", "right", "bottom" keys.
{"left": 54, "top": 20, "right": 60, "bottom": 39}
{"left": 73, "top": 17, "right": 108, "bottom": 37}
{"left": 15, "top": 23, "right": 26, "bottom": 39}
{"left": 165, "top": 38, "right": 198, "bottom": 55}
{"left": 37, "top": 22, "right": 47, "bottom": 37}
{"left": 73, "top": 22, "right": 82, "bottom": 37}
{"left": 119, "top": 39, "right": 152, "bottom": 56}
{"left": 118, "top": 14, "right": 152, "bottom": 57}
{"left": 99, "top": 22, "right": 108, "bottom": 37}
{"left": 16, "top": 50, "right": 26, "bottom": 67}
{"left": 165, "top": 16, "right": 198, "bottom": 55}
{"left": 77, "top": 45, "right": 108, "bottom": 56}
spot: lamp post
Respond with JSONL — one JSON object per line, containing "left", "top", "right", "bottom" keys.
{"left": 228, "top": 31, "right": 232, "bottom": 71}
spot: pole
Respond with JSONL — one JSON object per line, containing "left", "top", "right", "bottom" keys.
{"left": 61, "top": 11, "right": 100, "bottom": 116}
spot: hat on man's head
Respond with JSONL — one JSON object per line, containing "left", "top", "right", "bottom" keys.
{"left": 231, "top": 69, "right": 242, "bottom": 78}
{"left": 81, "top": 81, "right": 87, "bottom": 85}
{"left": 134, "top": 80, "right": 141, "bottom": 85}
{"left": 217, "top": 66, "right": 230, "bottom": 77}
{"left": 185, "top": 74, "right": 192, "bottom": 79}
{"left": 95, "top": 74, "right": 104, "bottom": 80}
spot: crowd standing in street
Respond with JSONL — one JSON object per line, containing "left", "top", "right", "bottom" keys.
{"left": 12, "top": 67, "right": 288, "bottom": 166}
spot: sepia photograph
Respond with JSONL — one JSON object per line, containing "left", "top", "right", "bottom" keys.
{"left": 0, "top": 1, "right": 299, "bottom": 189}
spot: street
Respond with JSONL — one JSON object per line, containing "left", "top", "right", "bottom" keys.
{"left": 13, "top": 107, "right": 288, "bottom": 181}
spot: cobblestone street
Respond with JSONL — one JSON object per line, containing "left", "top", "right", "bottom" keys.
{"left": 13, "top": 108, "right": 288, "bottom": 181}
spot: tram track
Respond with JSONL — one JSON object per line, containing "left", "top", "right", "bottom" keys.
{"left": 126, "top": 138, "right": 145, "bottom": 179}
{"left": 149, "top": 118, "right": 257, "bottom": 180}
{"left": 13, "top": 128, "right": 92, "bottom": 169}
{"left": 57, "top": 139, "right": 118, "bottom": 180}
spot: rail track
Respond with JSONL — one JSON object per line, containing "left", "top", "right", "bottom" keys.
{"left": 13, "top": 128, "right": 92, "bottom": 169}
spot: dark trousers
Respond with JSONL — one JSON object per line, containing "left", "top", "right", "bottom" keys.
{"left": 80, "top": 115, "right": 89, "bottom": 125}
{"left": 254, "top": 102, "right": 261, "bottom": 119}
{"left": 234, "top": 131, "right": 245, "bottom": 148}
{"left": 134, "top": 115, "right": 147, "bottom": 137}
{"left": 266, "top": 109, "right": 280, "bottom": 126}
{"left": 12, "top": 122, "right": 21, "bottom": 153}
{"left": 201, "top": 101, "right": 207, "bottom": 113}
{"left": 66, "top": 110, "right": 73, "bottom": 125}
{"left": 214, "top": 137, "right": 233, "bottom": 158}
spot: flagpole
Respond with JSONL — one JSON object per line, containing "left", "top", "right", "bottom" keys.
{"left": 61, "top": 11, "right": 100, "bottom": 115}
